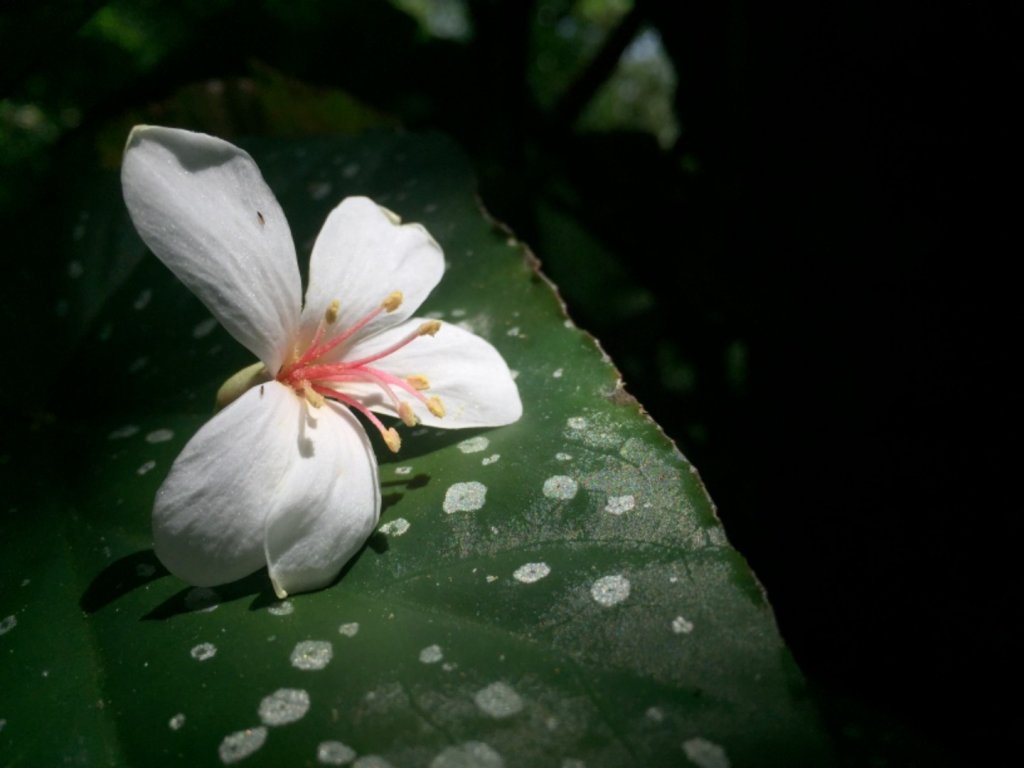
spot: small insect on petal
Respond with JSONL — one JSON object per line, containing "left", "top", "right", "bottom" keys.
{"left": 257, "top": 210, "right": 265, "bottom": 226}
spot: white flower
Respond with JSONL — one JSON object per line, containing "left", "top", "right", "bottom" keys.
{"left": 121, "top": 126, "right": 521, "bottom": 598}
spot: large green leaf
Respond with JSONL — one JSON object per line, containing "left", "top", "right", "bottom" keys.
{"left": 0, "top": 132, "right": 832, "bottom": 766}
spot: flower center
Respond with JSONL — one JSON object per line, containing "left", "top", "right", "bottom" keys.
{"left": 276, "top": 292, "right": 445, "bottom": 452}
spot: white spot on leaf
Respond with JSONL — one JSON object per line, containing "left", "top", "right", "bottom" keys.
{"left": 379, "top": 518, "right": 410, "bottom": 536}
{"left": 309, "top": 181, "right": 332, "bottom": 200}
{"left": 513, "top": 562, "right": 551, "bottom": 584}
{"left": 683, "top": 737, "right": 730, "bottom": 768}
{"left": 543, "top": 475, "right": 578, "bottom": 500}
{"left": 338, "top": 622, "right": 360, "bottom": 637}
{"left": 430, "top": 742, "right": 504, "bottom": 768}
{"left": 353, "top": 757, "right": 394, "bottom": 768}
{"left": 458, "top": 436, "right": 489, "bottom": 454}
{"left": 318, "top": 740, "right": 356, "bottom": 765}
{"left": 419, "top": 644, "right": 443, "bottom": 664}
{"left": 218, "top": 726, "right": 267, "bottom": 764}
{"left": 108, "top": 424, "right": 139, "bottom": 440}
{"left": 672, "top": 616, "right": 695, "bottom": 634}
{"left": 0, "top": 615, "right": 16, "bottom": 635}
{"left": 133, "top": 289, "right": 152, "bottom": 310}
{"left": 169, "top": 713, "right": 186, "bottom": 730}
{"left": 591, "top": 575, "right": 630, "bottom": 607}
{"left": 190, "top": 642, "right": 217, "bottom": 661}
{"left": 192, "top": 317, "right": 218, "bottom": 339}
{"left": 136, "top": 460, "right": 156, "bottom": 476}
{"left": 145, "top": 428, "right": 174, "bottom": 444}
{"left": 291, "top": 640, "right": 332, "bottom": 670}
{"left": 443, "top": 481, "right": 487, "bottom": 513}
{"left": 474, "top": 682, "right": 523, "bottom": 718}
{"left": 605, "top": 495, "right": 636, "bottom": 515}
{"left": 258, "top": 688, "right": 310, "bottom": 725}
{"left": 268, "top": 600, "right": 294, "bottom": 616}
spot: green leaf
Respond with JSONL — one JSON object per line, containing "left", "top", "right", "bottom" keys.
{"left": 0, "top": 131, "right": 832, "bottom": 767}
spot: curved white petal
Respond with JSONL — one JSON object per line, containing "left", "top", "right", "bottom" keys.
{"left": 264, "top": 403, "right": 380, "bottom": 597}
{"left": 153, "top": 382, "right": 302, "bottom": 587}
{"left": 343, "top": 320, "right": 522, "bottom": 428}
{"left": 300, "top": 197, "right": 444, "bottom": 354}
{"left": 122, "top": 126, "right": 301, "bottom": 372}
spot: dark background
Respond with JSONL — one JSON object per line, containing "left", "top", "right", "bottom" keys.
{"left": 1, "top": 1, "right": 1016, "bottom": 764}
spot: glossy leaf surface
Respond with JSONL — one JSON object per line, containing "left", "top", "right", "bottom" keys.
{"left": 0, "top": 132, "right": 831, "bottom": 767}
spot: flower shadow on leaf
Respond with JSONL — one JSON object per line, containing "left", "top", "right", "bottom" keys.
{"left": 77, "top": 474, "right": 434, "bottom": 617}
{"left": 141, "top": 570, "right": 276, "bottom": 619}
{"left": 79, "top": 550, "right": 169, "bottom": 615}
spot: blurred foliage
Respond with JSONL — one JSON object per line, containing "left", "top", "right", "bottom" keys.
{"left": 390, "top": 0, "right": 474, "bottom": 41}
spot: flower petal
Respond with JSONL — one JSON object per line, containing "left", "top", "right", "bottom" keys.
{"left": 300, "top": 197, "right": 444, "bottom": 352}
{"left": 345, "top": 320, "right": 522, "bottom": 428}
{"left": 264, "top": 403, "right": 381, "bottom": 598}
{"left": 153, "top": 382, "right": 301, "bottom": 587}
{"left": 122, "top": 125, "right": 301, "bottom": 372}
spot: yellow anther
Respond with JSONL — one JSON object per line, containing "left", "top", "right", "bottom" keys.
{"left": 302, "top": 381, "right": 325, "bottom": 408}
{"left": 406, "top": 374, "right": 430, "bottom": 390}
{"left": 398, "top": 401, "right": 419, "bottom": 427}
{"left": 427, "top": 396, "right": 445, "bottom": 418}
{"left": 324, "top": 299, "right": 340, "bottom": 325}
{"left": 418, "top": 320, "right": 442, "bottom": 337}
{"left": 382, "top": 291, "right": 403, "bottom": 312}
{"left": 383, "top": 427, "right": 402, "bottom": 453}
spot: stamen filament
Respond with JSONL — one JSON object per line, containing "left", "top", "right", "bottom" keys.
{"left": 312, "top": 384, "right": 401, "bottom": 452}
{"left": 344, "top": 321, "right": 442, "bottom": 368}
{"left": 300, "top": 364, "right": 435, "bottom": 417}
{"left": 286, "top": 291, "right": 402, "bottom": 375}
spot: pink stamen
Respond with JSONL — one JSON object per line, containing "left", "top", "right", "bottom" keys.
{"left": 343, "top": 323, "right": 435, "bottom": 369}
{"left": 288, "top": 304, "right": 385, "bottom": 373}
{"left": 312, "top": 384, "right": 391, "bottom": 438}
{"left": 276, "top": 298, "right": 443, "bottom": 452}
{"left": 301, "top": 364, "right": 429, "bottom": 410}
